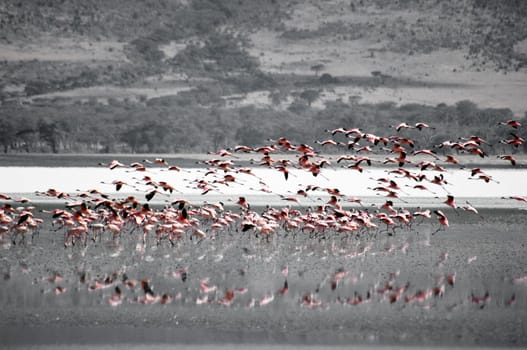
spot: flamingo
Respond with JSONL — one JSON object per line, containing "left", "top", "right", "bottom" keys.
{"left": 295, "top": 143, "right": 314, "bottom": 153}
{"left": 280, "top": 195, "right": 300, "bottom": 204}
{"left": 325, "top": 127, "right": 347, "bottom": 135}
{"left": 471, "top": 174, "right": 499, "bottom": 184}
{"left": 99, "top": 160, "right": 126, "bottom": 170}
{"left": 276, "top": 166, "right": 290, "bottom": 180}
{"left": 200, "top": 279, "right": 217, "bottom": 293}
{"left": 315, "top": 139, "right": 340, "bottom": 147}
{"left": 391, "top": 122, "right": 414, "bottom": 132}
{"left": 234, "top": 145, "right": 253, "bottom": 153}
{"left": 345, "top": 128, "right": 364, "bottom": 137}
{"left": 327, "top": 195, "right": 341, "bottom": 209}
{"left": 467, "top": 256, "right": 477, "bottom": 264}
{"left": 462, "top": 201, "right": 483, "bottom": 218}
{"left": 444, "top": 155, "right": 460, "bottom": 165}
{"left": 154, "top": 158, "right": 169, "bottom": 166}
{"left": 471, "top": 292, "right": 490, "bottom": 308}
{"left": 386, "top": 152, "right": 411, "bottom": 167}
{"left": 412, "top": 149, "right": 439, "bottom": 160}
{"left": 417, "top": 161, "right": 445, "bottom": 172}
{"left": 217, "top": 290, "right": 236, "bottom": 306}
{"left": 503, "top": 195, "right": 527, "bottom": 203}
{"left": 336, "top": 155, "right": 357, "bottom": 163}
{"left": 109, "top": 286, "right": 124, "bottom": 307}
{"left": 443, "top": 195, "right": 457, "bottom": 209}
{"left": 505, "top": 293, "right": 516, "bottom": 306}
{"left": 346, "top": 197, "right": 364, "bottom": 206}
{"left": 411, "top": 184, "right": 436, "bottom": 194}
{"left": 390, "top": 143, "right": 406, "bottom": 154}
{"left": 463, "top": 135, "right": 491, "bottom": 146}
{"left": 415, "top": 122, "right": 434, "bottom": 130}
{"left": 467, "top": 147, "right": 487, "bottom": 158}
{"left": 500, "top": 133, "right": 525, "bottom": 148}
{"left": 259, "top": 293, "right": 275, "bottom": 306}
{"left": 497, "top": 155, "right": 517, "bottom": 166}
{"left": 111, "top": 180, "right": 128, "bottom": 191}
{"left": 390, "top": 136, "right": 415, "bottom": 148}
{"left": 498, "top": 120, "right": 521, "bottom": 129}
{"left": 413, "top": 209, "right": 431, "bottom": 219}
{"left": 430, "top": 174, "right": 448, "bottom": 187}
{"left": 209, "top": 148, "right": 238, "bottom": 158}
{"left": 278, "top": 280, "right": 289, "bottom": 295}
{"left": 432, "top": 210, "right": 449, "bottom": 234}
{"left": 236, "top": 197, "right": 250, "bottom": 209}
{"left": 356, "top": 145, "right": 374, "bottom": 153}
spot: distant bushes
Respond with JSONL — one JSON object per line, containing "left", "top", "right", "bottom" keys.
{"left": 1, "top": 98, "right": 524, "bottom": 154}
{"left": 15, "top": 62, "right": 151, "bottom": 97}
{"left": 169, "top": 31, "right": 259, "bottom": 75}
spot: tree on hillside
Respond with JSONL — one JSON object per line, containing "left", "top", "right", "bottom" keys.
{"left": 310, "top": 64, "right": 325, "bottom": 77}
{"left": 0, "top": 118, "right": 16, "bottom": 153}
{"left": 300, "top": 89, "right": 321, "bottom": 107}
{"left": 129, "top": 37, "right": 165, "bottom": 63}
{"left": 38, "top": 119, "right": 63, "bottom": 153}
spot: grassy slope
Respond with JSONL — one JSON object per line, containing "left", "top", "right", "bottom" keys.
{"left": 1, "top": 0, "right": 526, "bottom": 87}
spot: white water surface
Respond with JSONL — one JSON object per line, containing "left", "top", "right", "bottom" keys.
{"left": 1, "top": 166, "right": 526, "bottom": 208}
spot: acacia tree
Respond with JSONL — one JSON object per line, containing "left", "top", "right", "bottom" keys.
{"left": 38, "top": 119, "right": 63, "bottom": 153}
{"left": 0, "top": 118, "right": 16, "bottom": 153}
{"left": 310, "top": 64, "right": 325, "bottom": 77}
{"left": 300, "top": 89, "right": 320, "bottom": 106}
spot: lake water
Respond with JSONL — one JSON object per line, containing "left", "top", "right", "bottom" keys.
{"left": 1, "top": 166, "right": 526, "bottom": 208}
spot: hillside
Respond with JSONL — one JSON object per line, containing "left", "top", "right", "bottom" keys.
{"left": 0, "top": 0, "right": 526, "bottom": 153}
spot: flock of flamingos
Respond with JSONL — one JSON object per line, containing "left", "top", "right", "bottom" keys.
{"left": 0, "top": 119, "right": 526, "bottom": 309}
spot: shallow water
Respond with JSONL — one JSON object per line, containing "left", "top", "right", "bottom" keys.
{"left": 1, "top": 208, "right": 527, "bottom": 346}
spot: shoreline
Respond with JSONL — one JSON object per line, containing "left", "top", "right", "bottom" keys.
{"left": 0, "top": 153, "right": 526, "bottom": 168}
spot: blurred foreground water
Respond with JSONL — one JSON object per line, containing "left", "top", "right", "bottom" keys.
{"left": 1, "top": 208, "right": 526, "bottom": 346}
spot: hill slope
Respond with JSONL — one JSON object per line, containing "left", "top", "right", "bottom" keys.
{"left": 0, "top": 0, "right": 526, "bottom": 154}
